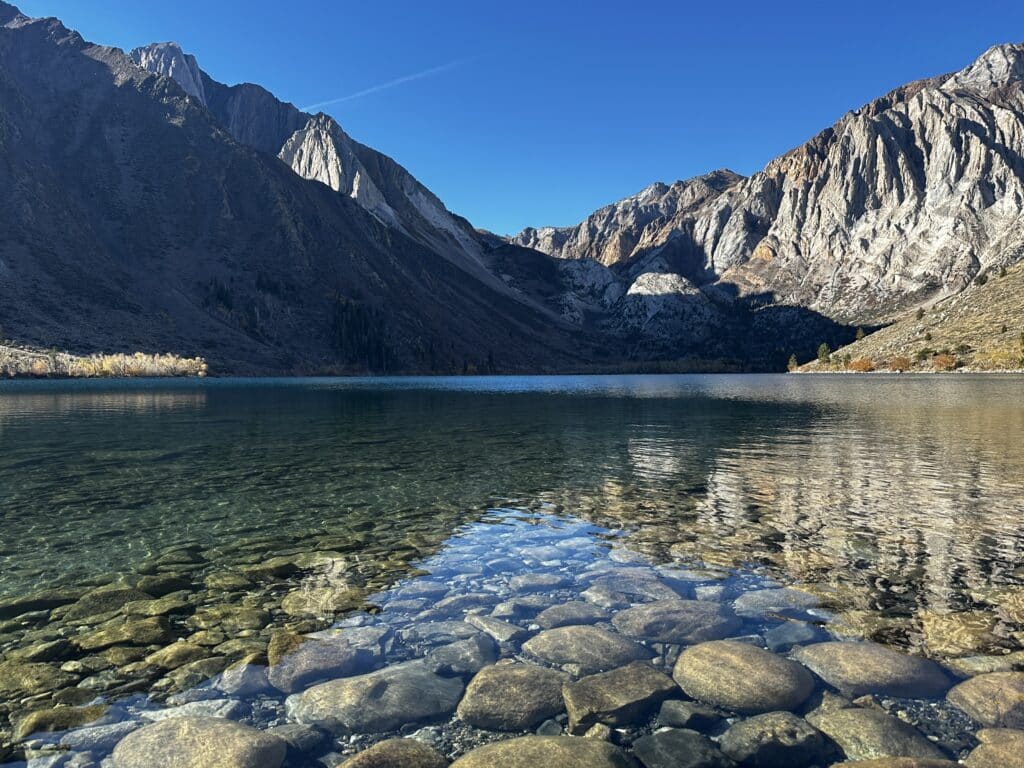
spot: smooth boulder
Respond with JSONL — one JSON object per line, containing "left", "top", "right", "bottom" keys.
{"left": 964, "top": 728, "right": 1024, "bottom": 768}
{"left": 719, "top": 711, "right": 831, "bottom": 768}
{"left": 450, "top": 735, "right": 634, "bottom": 768}
{"left": 285, "top": 661, "right": 463, "bottom": 734}
{"left": 563, "top": 662, "right": 677, "bottom": 734}
{"left": 341, "top": 738, "right": 449, "bottom": 768}
{"left": 946, "top": 672, "right": 1024, "bottom": 728}
{"left": 457, "top": 663, "right": 567, "bottom": 731}
{"left": 794, "top": 642, "right": 951, "bottom": 699}
{"left": 110, "top": 716, "right": 286, "bottom": 768}
{"left": 267, "top": 632, "right": 371, "bottom": 693}
{"left": 535, "top": 602, "right": 609, "bottom": 629}
{"left": 673, "top": 641, "right": 815, "bottom": 714}
{"left": 806, "top": 707, "right": 947, "bottom": 762}
{"left": 523, "top": 626, "right": 652, "bottom": 675}
{"left": 831, "top": 760, "right": 957, "bottom": 767}
{"left": 611, "top": 599, "right": 742, "bottom": 644}
{"left": 632, "top": 728, "right": 736, "bottom": 768}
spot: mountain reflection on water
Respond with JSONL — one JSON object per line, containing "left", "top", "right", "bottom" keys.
{"left": 0, "top": 374, "right": 1022, "bottom": 644}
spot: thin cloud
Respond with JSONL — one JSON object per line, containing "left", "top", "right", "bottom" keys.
{"left": 301, "top": 58, "right": 470, "bottom": 111}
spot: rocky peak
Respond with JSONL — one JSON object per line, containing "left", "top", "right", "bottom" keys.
{"left": 129, "top": 41, "right": 207, "bottom": 105}
{"left": 942, "top": 42, "right": 1024, "bottom": 95}
{"left": 278, "top": 113, "right": 399, "bottom": 228}
{"left": 0, "top": 1, "right": 24, "bottom": 25}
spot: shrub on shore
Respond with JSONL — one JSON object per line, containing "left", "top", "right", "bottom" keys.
{"left": 848, "top": 357, "right": 875, "bottom": 372}
{"left": 1, "top": 347, "right": 207, "bottom": 378}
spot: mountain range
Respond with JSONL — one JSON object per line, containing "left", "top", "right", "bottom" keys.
{"left": 2, "top": 1, "right": 1024, "bottom": 373}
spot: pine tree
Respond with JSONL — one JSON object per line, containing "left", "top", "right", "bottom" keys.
{"left": 787, "top": 354, "right": 799, "bottom": 372}
{"left": 855, "top": 327, "right": 866, "bottom": 341}
{"left": 817, "top": 343, "right": 831, "bottom": 363}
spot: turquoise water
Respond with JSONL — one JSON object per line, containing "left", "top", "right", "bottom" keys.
{"left": 2, "top": 374, "right": 1023, "bottom": 762}
{"left": 1, "top": 374, "right": 1022, "bottom": 610}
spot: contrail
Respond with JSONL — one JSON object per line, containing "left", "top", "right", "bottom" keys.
{"left": 301, "top": 59, "right": 469, "bottom": 111}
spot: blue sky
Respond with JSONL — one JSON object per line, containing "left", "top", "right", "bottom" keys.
{"left": 16, "top": 0, "right": 1024, "bottom": 234}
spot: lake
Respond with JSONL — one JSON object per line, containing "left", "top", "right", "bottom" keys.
{"left": 1, "top": 374, "right": 1022, "bottom": 765}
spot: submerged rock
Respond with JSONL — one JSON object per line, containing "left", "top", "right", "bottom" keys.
{"left": 266, "top": 631, "right": 372, "bottom": 694}
{"left": 144, "top": 642, "right": 209, "bottom": 670}
{"left": 562, "top": 662, "right": 677, "bottom": 734}
{"left": 719, "top": 711, "right": 831, "bottom": 767}
{"left": 110, "top": 715, "right": 286, "bottom": 768}
{"left": 0, "top": 660, "right": 77, "bottom": 697}
{"left": 673, "top": 641, "right": 814, "bottom": 714}
{"left": 732, "top": 588, "right": 819, "bottom": 618}
{"left": 522, "top": 626, "right": 652, "bottom": 675}
{"left": 632, "top": 728, "right": 736, "bottom": 768}
{"left": 763, "top": 622, "right": 828, "bottom": 652}
{"left": 964, "top": 727, "right": 1024, "bottom": 768}
{"left": 834, "top": 760, "right": 958, "bottom": 767}
{"left": 13, "top": 705, "right": 108, "bottom": 740}
{"left": 805, "top": 706, "right": 947, "bottom": 761}
{"left": 0, "top": 589, "right": 81, "bottom": 620}
{"left": 946, "top": 671, "right": 1024, "bottom": 728}
{"left": 62, "top": 587, "right": 153, "bottom": 621}
{"left": 285, "top": 661, "right": 464, "bottom": 734}
{"left": 466, "top": 615, "right": 530, "bottom": 643}
{"left": 457, "top": 663, "right": 567, "bottom": 731}
{"left": 74, "top": 617, "right": 173, "bottom": 651}
{"left": 425, "top": 634, "right": 498, "bottom": 677}
{"left": 341, "top": 737, "right": 449, "bottom": 767}
{"left": 793, "top": 642, "right": 951, "bottom": 699}
{"left": 657, "top": 699, "right": 723, "bottom": 731}
{"left": 450, "top": 735, "right": 634, "bottom": 768}
{"left": 611, "top": 599, "right": 742, "bottom": 644}
{"left": 535, "top": 601, "right": 609, "bottom": 629}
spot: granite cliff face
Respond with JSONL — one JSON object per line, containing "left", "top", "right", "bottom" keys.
{"left": 0, "top": 5, "right": 588, "bottom": 374}
{"left": 5, "top": 1, "right": 1022, "bottom": 372}
{"left": 514, "top": 43, "right": 1024, "bottom": 326}
{"left": 512, "top": 170, "right": 743, "bottom": 280}
{"left": 130, "top": 42, "right": 495, "bottom": 285}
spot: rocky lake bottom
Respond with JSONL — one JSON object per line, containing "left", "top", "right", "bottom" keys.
{"left": 0, "top": 375, "right": 1022, "bottom": 767}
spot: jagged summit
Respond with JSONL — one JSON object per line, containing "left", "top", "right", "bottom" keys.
{"left": 515, "top": 42, "right": 1024, "bottom": 324}
{"left": 943, "top": 42, "right": 1024, "bottom": 94}
{"left": 0, "top": 1, "right": 23, "bottom": 24}
{"left": 129, "top": 41, "right": 207, "bottom": 104}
